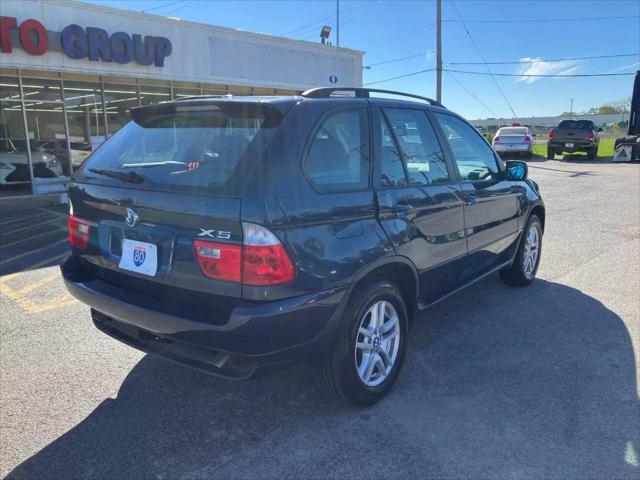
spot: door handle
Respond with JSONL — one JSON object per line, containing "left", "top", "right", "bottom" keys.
{"left": 464, "top": 194, "right": 477, "bottom": 206}
{"left": 390, "top": 203, "right": 413, "bottom": 214}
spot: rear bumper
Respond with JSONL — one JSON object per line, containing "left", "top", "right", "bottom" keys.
{"left": 492, "top": 143, "right": 531, "bottom": 152}
{"left": 548, "top": 140, "right": 596, "bottom": 152}
{"left": 61, "top": 257, "right": 348, "bottom": 378}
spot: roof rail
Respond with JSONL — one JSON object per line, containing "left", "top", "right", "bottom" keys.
{"left": 301, "top": 87, "right": 445, "bottom": 108}
{"left": 174, "top": 94, "right": 233, "bottom": 102}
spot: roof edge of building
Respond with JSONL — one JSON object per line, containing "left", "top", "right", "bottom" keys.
{"left": 50, "top": 0, "right": 364, "bottom": 57}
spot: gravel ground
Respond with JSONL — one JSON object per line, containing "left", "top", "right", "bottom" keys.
{"left": 1, "top": 157, "right": 639, "bottom": 479}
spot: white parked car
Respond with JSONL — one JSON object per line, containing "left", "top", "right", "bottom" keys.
{"left": 492, "top": 126, "right": 533, "bottom": 159}
{"left": 0, "top": 139, "right": 64, "bottom": 182}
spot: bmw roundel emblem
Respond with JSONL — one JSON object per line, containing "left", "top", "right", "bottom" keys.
{"left": 124, "top": 208, "right": 139, "bottom": 227}
{"left": 329, "top": 75, "right": 338, "bottom": 84}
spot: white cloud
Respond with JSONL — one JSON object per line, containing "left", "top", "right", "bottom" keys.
{"left": 516, "top": 57, "right": 581, "bottom": 84}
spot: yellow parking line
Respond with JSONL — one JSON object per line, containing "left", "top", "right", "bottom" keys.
{"left": 15, "top": 272, "right": 61, "bottom": 295}
{"left": 0, "top": 271, "right": 77, "bottom": 313}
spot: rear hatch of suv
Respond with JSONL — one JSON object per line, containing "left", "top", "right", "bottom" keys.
{"left": 68, "top": 99, "right": 289, "bottom": 316}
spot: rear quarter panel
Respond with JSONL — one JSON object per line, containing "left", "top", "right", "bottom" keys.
{"left": 240, "top": 99, "right": 396, "bottom": 301}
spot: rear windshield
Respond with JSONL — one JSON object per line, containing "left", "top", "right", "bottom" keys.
{"left": 498, "top": 127, "right": 527, "bottom": 135}
{"left": 78, "top": 103, "right": 280, "bottom": 195}
{"left": 557, "top": 120, "right": 594, "bottom": 130}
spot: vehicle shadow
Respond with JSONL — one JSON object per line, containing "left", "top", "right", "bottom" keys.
{"left": 6, "top": 278, "right": 640, "bottom": 479}
{"left": 560, "top": 154, "right": 616, "bottom": 164}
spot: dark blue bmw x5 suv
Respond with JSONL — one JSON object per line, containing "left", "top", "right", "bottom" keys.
{"left": 62, "top": 87, "right": 544, "bottom": 405}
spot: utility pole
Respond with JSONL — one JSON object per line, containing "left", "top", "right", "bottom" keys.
{"left": 569, "top": 98, "right": 574, "bottom": 118}
{"left": 336, "top": 0, "right": 340, "bottom": 47}
{"left": 436, "top": 0, "right": 442, "bottom": 103}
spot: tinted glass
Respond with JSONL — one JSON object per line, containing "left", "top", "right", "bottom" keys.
{"left": 435, "top": 113, "right": 499, "bottom": 182}
{"left": 305, "top": 109, "right": 370, "bottom": 192}
{"left": 81, "top": 105, "right": 276, "bottom": 195}
{"left": 557, "top": 120, "right": 594, "bottom": 130}
{"left": 379, "top": 114, "right": 407, "bottom": 187}
{"left": 384, "top": 108, "right": 449, "bottom": 185}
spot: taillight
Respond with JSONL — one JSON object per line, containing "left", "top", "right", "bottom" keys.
{"left": 588, "top": 131, "right": 595, "bottom": 141}
{"left": 193, "top": 240, "right": 242, "bottom": 282}
{"left": 548, "top": 130, "right": 555, "bottom": 139}
{"left": 493, "top": 135, "right": 500, "bottom": 142}
{"left": 68, "top": 215, "right": 91, "bottom": 249}
{"left": 193, "top": 223, "right": 295, "bottom": 286}
{"left": 524, "top": 135, "right": 531, "bottom": 142}
{"left": 242, "top": 222, "right": 295, "bottom": 286}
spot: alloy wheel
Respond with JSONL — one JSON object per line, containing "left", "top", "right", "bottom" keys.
{"left": 523, "top": 225, "right": 540, "bottom": 278}
{"left": 354, "top": 300, "right": 401, "bottom": 387}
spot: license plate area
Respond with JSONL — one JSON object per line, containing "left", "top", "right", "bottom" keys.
{"left": 565, "top": 143, "right": 574, "bottom": 148}
{"left": 119, "top": 239, "right": 158, "bottom": 276}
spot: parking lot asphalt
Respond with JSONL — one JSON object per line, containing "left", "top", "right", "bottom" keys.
{"left": 1, "top": 157, "right": 639, "bottom": 479}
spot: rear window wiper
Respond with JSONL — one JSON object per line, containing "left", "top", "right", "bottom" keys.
{"left": 88, "top": 168, "right": 144, "bottom": 184}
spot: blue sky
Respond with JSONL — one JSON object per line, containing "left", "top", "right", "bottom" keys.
{"left": 83, "top": 0, "right": 640, "bottom": 119}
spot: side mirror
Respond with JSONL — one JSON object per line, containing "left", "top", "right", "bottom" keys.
{"left": 505, "top": 160, "right": 528, "bottom": 181}
{"left": 597, "top": 127, "right": 603, "bottom": 132}
{"left": 532, "top": 133, "right": 537, "bottom": 137}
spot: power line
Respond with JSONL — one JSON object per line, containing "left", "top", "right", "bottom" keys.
{"left": 445, "top": 71, "right": 499, "bottom": 117}
{"left": 365, "top": 52, "right": 428, "bottom": 68}
{"left": 450, "top": 0, "right": 519, "bottom": 119}
{"left": 364, "top": 68, "right": 435, "bottom": 86}
{"left": 443, "top": 15, "right": 639, "bottom": 23}
{"left": 364, "top": 52, "right": 640, "bottom": 71}
{"left": 445, "top": 69, "right": 638, "bottom": 78}
{"left": 141, "top": 0, "right": 186, "bottom": 13}
{"left": 447, "top": 53, "right": 640, "bottom": 66}
{"left": 285, "top": 14, "right": 335, "bottom": 37}
{"left": 365, "top": 67, "right": 636, "bottom": 87}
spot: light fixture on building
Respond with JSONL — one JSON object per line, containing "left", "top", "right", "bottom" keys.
{"left": 320, "top": 25, "right": 331, "bottom": 44}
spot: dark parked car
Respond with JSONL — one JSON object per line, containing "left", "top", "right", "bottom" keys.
{"left": 547, "top": 119, "right": 601, "bottom": 160}
{"left": 62, "top": 88, "right": 545, "bottom": 405}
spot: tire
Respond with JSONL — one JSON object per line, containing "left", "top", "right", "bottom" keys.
{"left": 500, "top": 215, "right": 542, "bottom": 287}
{"left": 587, "top": 147, "right": 597, "bottom": 160}
{"left": 525, "top": 150, "right": 533, "bottom": 160}
{"left": 317, "top": 281, "right": 408, "bottom": 406}
{"left": 546, "top": 147, "right": 555, "bottom": 160}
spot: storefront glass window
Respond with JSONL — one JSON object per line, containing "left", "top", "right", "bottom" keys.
{"left": 63, "top": 80, "right": 106, "bottom": 171}
{"left": 103, "top": 82, "right": 139, "bottom": 136}
{"left": 0, "top": 75, "right": 31, "bottom": 196}
{"left": 22, "top": 77, "right": 71, "bottom": 184}
{"left": 172, "top": 82, "right": 201, "bottom": 100}
{"left": 139, "top": 84, "right": 171, "bottom": 106}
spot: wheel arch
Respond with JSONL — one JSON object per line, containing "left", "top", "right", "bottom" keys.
{"left": 530, "top": 204, "right": 546, "bottom": 232}
{"left": 350, "top": 256, "right": 419, "bottom": 326}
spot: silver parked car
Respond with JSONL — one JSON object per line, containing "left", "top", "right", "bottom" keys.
{"left": 492, "top": 126, "right": 533, "bottom": 159}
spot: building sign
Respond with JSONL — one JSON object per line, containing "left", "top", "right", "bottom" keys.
{"left": 0, "top": 16, "right": 172, "bottom": 67}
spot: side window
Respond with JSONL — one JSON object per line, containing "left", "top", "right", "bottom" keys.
{"left": 384, "top": 108, "right": 450, "bottom": 186}
{"left": 379, "top": 114, "right": 408, "bottom": 187}
{"left": 434, "top": 113, "right": 500, "bottom": 182}
{"left": 305, "top": 109, "right": 370, "bottom": 192}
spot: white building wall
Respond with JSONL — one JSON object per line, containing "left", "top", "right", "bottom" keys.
{"left": 1, "top": 0, "right": 363, "bottom": 90}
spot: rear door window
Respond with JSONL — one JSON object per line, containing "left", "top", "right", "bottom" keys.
{"left": 305, "top": 108, "right": 371, "bottom": 192}
{"left": 79, "top": 103, "right": 281, "bottom": 195}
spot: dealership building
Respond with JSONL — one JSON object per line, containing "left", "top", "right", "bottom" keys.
{"left": 0, "top": 0, "right": 363, "bottom": 200}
